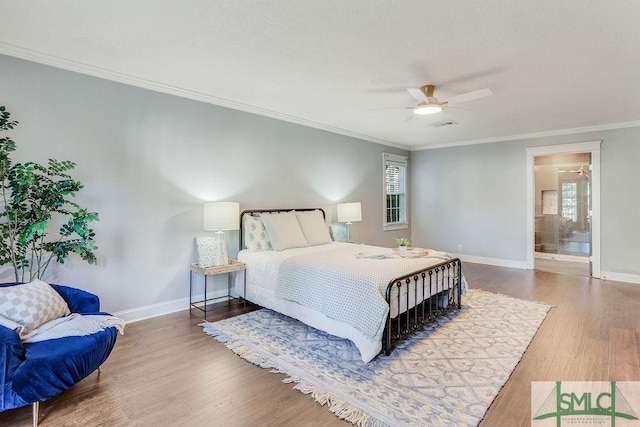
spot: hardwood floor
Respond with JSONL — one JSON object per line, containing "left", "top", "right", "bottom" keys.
{"left": 1, "top": 263, "right": 639, "bottom": 426}
{"left": 534, "top": 257, "right": 591, "bottom": 277}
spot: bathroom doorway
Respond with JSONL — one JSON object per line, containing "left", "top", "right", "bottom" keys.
{"left": 526, "top": 141, "right": 601, "bottom": 278}
{"left": 534, "top": 153, "right": 591, "bottom": 276}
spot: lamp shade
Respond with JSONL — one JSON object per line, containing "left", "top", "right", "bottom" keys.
{"left": 203, "top": 201, "right": 240, "bottom": 231}
{"left": 337, "top": 202, "right": 362, "bottom": 223}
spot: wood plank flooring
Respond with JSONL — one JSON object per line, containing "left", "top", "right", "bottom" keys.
{"left": 1, "top": 263, "right": 638, "bottom": 426}
{"left": 534, "top": 257, "right": 590, "bottom": 277}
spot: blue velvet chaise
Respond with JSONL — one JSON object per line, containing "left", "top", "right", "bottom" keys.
{"left": 0, "top": 282, "right": 119, "bottom": 426}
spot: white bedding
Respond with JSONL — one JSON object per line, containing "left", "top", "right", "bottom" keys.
{"left": 237, "top": 242, "right": 460, "bottom": 363}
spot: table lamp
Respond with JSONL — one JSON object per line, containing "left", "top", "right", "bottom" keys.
{"left": 337, "top": 202, "right": 362, "bottom": 243}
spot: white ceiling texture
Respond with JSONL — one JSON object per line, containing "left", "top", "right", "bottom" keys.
{"left": 1, "top": 1, "right": 640, "bottom": 150}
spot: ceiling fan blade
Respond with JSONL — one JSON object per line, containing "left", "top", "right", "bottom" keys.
{"left": 367, "top": 105, "right": 416, "bottom": 111}
{"left": 402, "top": 114, "right": 417, "bottom": 123}
{"left": 407, "top": 87, "right": 428, "bottom": 102}
{"left": 368, "top": 106, "right": 415, "bottom": 111}
{"left": 446, "top": 88, "right": 493, "bottom": 105}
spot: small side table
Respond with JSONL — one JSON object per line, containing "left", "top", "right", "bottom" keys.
{"left": 189, "top": 260, "right": 246, "bottom": 319}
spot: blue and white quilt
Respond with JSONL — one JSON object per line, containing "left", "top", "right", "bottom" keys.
{"left": 274, "top": 245, "right": 462, "bottom": 343}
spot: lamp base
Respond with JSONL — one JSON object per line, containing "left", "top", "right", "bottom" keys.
{"left": 195, "top": 234, "right": 229, "bottom": 267}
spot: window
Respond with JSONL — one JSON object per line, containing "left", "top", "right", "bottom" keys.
{"left": 561, "top": 182, "right": 577, "bottom": 221}
{"left": 383, "top": 153, "right": 408, "bottom": 230}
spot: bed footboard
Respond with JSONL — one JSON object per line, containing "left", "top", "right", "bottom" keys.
{"left": 383, "top": 258, "right": 462, "bottom": 356}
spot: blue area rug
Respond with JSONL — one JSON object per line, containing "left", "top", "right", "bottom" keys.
{"left": 201, "top": 289, "right": 551, "bottom": 427}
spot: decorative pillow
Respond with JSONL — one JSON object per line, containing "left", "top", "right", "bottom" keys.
{"left": 295, "top": 210, "right": 333, "bottom": 246}
{"left": 0, "top": 279, "right": 70, "bottom": 339}
{"left": 195, "top": 235, "right": 228, "bottom": 267}
{"left": 243, "top": 214, "right": 271, "bottom": 251}
{"left": 260, "top": 211, "right": 309, "bottom": 251}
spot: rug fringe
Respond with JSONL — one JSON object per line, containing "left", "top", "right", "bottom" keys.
{"left": 202, "top": 324, "right": 383, "bottom": 427}
{"left": 288, "top": 378, "right": 382, "bottom": 427}
{"left": 201, "top": 324, "right": 278, "bottom": 370}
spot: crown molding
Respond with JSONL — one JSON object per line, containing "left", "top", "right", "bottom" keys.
{"left": 413, "top": 120, "right": 640, "bottom": 151}
{"left": 0, "top": 44, "right": 410, "bottom": 152}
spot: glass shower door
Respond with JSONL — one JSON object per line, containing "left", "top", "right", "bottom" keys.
{"left": 534, "top": 153, "right": 591, "bottom": 275}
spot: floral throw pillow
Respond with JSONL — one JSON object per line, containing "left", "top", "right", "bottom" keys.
{"left": 244, "top": 215, "right": 271, "bottom": 251}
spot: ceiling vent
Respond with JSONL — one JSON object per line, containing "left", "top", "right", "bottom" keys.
{"left": 431, "top": 120, "right": 458, "bottom": 128}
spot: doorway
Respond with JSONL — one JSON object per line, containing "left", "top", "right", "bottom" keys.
{"left": 526, "top": 141, "right": 601, "bottom": 278}
{"left": 534, "top": 153, "right": 591, "bottom": 276}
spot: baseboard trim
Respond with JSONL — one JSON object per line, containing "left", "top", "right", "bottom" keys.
{"left": 113, "top": 263, "right": 639, "bottom": 324}
{"left": 600, "top": 271, "right": 640, "bottom": 285}
{"left": 454, "top": 254, "right": 529, "bottom": 270}
{"left": 113, "top": 289, "right": 229, "bottom": 323}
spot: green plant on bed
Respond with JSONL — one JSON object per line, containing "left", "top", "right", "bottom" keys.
{"left": 0, "top": 105, "right": 99, "bottom": 282}
{"left": 395, "top": 237, "right": 410, "bottom": 247}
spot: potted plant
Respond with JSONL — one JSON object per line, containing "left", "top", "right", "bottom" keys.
{"left": 0, "top": 105, "right": 99, "bottom": 282}
{"left": 395, "top": 237, "right": 410, "bottom": 254}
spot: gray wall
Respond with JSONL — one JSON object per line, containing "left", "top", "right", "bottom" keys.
{"left": 411, "top": 128, "right": 640, "bottom": 277}
{"left": 0, "top": 54, "right": 408, "bottom": 315}
{"left": 411, "top": 142, "right": 528, "bottom": 261}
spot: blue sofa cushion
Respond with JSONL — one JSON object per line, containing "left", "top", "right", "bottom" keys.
{"left": 50, "top": 284, "right": 100, "bottom": 314}
{"left": 0, "top": 326, "right": 28, "bottom": 412}
{"left": 12, "top": 327, "right": 118, "bottom": 403}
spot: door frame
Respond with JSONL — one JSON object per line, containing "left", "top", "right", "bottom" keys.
{"left": 525, "top": 141, "right": 601, "bottom": 277}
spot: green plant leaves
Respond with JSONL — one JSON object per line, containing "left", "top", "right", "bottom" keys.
{"left": 0, "top": 105, "right": 99, "bottom": 281}
{"left": 395, "top": 237, "right": 410, "bottom": 246}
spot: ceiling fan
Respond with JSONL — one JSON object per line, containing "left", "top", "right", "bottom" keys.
{"left": 406, "top": 84, "right": 493, "bottom": 115}
{"left": 570, "top": 164, "right": 590, "bottom": 179}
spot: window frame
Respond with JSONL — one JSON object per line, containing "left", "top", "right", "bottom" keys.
{"left": 383, "top": 153, "right": 409, "bottom": 231}
{"left": 561, "top": 182, "right": 578, "bottom": 222}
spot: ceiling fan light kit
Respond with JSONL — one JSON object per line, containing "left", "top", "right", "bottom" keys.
{"left": 414, "top": 103, "right": 443, "bottom": 115}
{"left": 406, "top": 84, "right": 493, "bottom": 116}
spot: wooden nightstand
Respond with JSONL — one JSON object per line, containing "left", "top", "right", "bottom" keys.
{"left": 189, "top": 260, "right": 246, "bottom": 319}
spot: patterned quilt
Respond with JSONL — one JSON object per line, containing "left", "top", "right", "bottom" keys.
{"left": 274, "top": 245, "right": 458, "bottom": 342}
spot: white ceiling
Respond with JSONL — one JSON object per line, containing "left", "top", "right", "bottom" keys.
{"left": 2, "top": 1, "right": 640, "bottom": 150}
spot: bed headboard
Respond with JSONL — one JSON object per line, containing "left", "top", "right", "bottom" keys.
{"left": 239, "top": 208, "right": 327, "bottom": 250}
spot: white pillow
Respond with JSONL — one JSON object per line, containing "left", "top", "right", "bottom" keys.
{"left": 243, "top": 214, "right": 271, "bottom": 251}
{"left": 260, "top": 211, "right": 309, "bottom": 251}
{"left": 295, "top": 210, "right": 333, "bottom": 246}
{"left": 0, "top": 279, "right": 70, "bottom": 339}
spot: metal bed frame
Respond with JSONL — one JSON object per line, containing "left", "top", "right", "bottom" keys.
{"left": 239, "top": 208, "right": 462, "bottom": 356}
{"left": 383, "top": 258, "right": 462, "bottom": 355}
